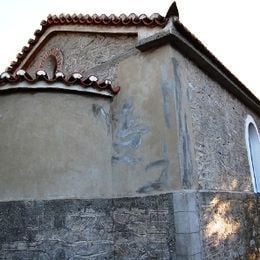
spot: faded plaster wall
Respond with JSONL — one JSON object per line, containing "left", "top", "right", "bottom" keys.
{"left": 27, "top": 32, "right": 137, "bottom": 81}
{"left": 112, "top": 44, "right": 183, "bottom": 197}
{"left": 0, "top": 87, "right": 113, "bottom": 201}
{"left": 0, "top": 45, "right": 183, "bottom": 200}
{"left": 2, "top": 37, "right": 259, "bottom": 199}
{"left": 14, "top": 29, "right": 260, "bottom": 194}
{"left": 169, "top": 48, "right": 260, "bottom": 192}
{"left": 0, "top": 43, "right": 184, "bottom": 201}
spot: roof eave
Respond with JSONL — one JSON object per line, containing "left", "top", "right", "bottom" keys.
{"left": 136, "top": 23, "right": 260, "bottom": 116}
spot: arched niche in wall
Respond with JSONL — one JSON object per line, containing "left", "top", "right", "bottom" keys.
{"left": 38, "top": 48, "right": 63, "bottom": 79}
{"left": 245, "top": 115, "right": 260, "bottom": 192}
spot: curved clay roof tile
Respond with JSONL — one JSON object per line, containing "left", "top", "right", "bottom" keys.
{"left": 64, "top": 14, "right": 72, "bottom": 23}
{"left": 16, "top": 53, "right": 23, "bottom": 60}
{"left": 78, "top": 14, "right": 85, "bottom": 24}
{"left": 84, "top": 14, "right": 93, "bottom": 24}
{"left": 21, "top": 46, "right": 29, "bottom": 54}
{"left": 109, "top": 14, "right": 121, "bottom": 25}
{"left": 92, "top": 14, "right": 102, "bottom": 24}
{"left": 55, "top": 71, "right": 65, "bottom": 79}
{"left": 100, "top": 14, "right": 110, "bottom": 25}
{"left": 0, "top": 70, "right": 120, "bottom": 95}
{"left": 71, "top": 14, "right": 79, "bottom": 23}
{"left": 83, "top": 75, "right": 98, "bottom": 85}
{"left": 16, "top": 69, "right": 34, "bottom": 81}
{"left": 58, "top": 14, "right": 66, "bottom": 24}
{"left": 28, "top": 38, "right": 36, "bottom": 45}
{"left": 36, "top": 70, "right": 49, "bottom": 81}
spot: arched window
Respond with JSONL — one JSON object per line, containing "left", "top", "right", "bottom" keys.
{"left": 245, "top": 115, "right": 260, "bottom": 192}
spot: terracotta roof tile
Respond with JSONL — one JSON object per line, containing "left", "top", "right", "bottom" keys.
{"left": 0, "top": 70, "right": 120, "bottom": 96}
{"left": 43, "top": 13, "right": 167, "bottom": 27}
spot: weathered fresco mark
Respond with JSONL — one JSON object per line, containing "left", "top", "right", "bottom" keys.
{"left": 172, "top": 58, "right": 192, "bottom": 188}
{"left": 145, "top": 159, "right": 168, "bottom": 172}
{"left": 112, "top": 100, "right": 148, "bottom": 165}
{"left": 92, "top": 104, "right": 111, "bottom": 135}
{"left": 137, "top": 144, "right": 169, "bottom": 193}
{"left": 111, "top": 155, "right": 141, "bottom": 165}
{"left": 187, "top": 82, "right": 195, "bottom": 102}
{"left": 160, "top": 65, "right": 174, "bottom": 129}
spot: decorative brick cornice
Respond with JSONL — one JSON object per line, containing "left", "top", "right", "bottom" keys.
{"left": 38, "top": 48, "right": 64, "bottom": 71}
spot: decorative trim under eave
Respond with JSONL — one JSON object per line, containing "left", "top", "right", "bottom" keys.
{"left": 0, "top": 70, "right": 120, "bottom": 97}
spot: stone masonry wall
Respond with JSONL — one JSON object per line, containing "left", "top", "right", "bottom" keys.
{"left": 199, "top": 191, "right": 260, "bottom": 260}
{"left": 0, "top": 194, "right": 175, "bottom": 259}
{"left": 1, "top": 191, "right": 259, "bottom": 260}
{"left": 171, "top": 48, "right": 260, "bottom": 191}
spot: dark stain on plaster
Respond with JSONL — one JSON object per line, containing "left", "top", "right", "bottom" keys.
{"left": 137, "top": 144, "right": 169, "bottom": 193}
{"left": 161, "top": 66, "right": 175, "bottom": 129}
{"left": 112, "top": 155, "right": 142, "bottom": 165}
{"left": 92, "top": 104, "right": 111, "bottom": 135}
{"left": 112, "top": 100, "right": 148, "bottom": 165}
{"left": 172, "top": 58, "right": 192, "bottom": 188}
{"left": 161, "top": 82, "right": 174, "bottom": 129}
{"left": 182, "top": 113, "right": 193, "bottom": 186}
{"left": 145, "top": 159, "right": 168, "bottom": 171}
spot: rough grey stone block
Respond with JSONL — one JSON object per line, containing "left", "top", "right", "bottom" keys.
{"left": 173, "top": 191, "right": 197, "bottom": 212}
{"left": 0, "top": 194, "right": 175, "bottom": 259}
{"left": 176, "top": 252, "right": 202, "bottom": 260}
{"left": 174, "top": 211, "right": 200, "bottom": 234}
{"left": 175, "top": 232, "right": 201, "bottom": 256}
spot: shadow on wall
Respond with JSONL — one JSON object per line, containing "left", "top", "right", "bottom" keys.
{"left": 204, "top": 196, "right": 240, "bottom": 244}
{"left": 202, "top": 193, "right": 260, "bottom": 259}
